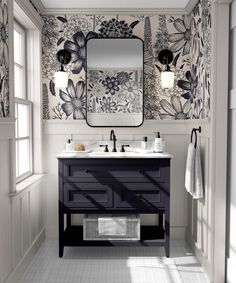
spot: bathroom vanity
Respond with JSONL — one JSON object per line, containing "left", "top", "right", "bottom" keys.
{"left": 57, "top": 152, "right": 171, "bottom": 257}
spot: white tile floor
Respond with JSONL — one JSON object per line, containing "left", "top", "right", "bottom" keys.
{"left": 18, "top": 240, "right": 209, "bottom": 283}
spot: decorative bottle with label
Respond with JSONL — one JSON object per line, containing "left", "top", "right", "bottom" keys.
{"left": 141, "top": 136, "right": 148, "bottom": 150}
{"left": 154, "top": 132, "right": 163, "bottom": 153}
{"left": 66, "top": 139, "right": 71, "bottom": 152}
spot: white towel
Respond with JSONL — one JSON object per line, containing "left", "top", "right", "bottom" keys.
{"left": 98, "top": 217, "right": 126, "bottom": 236}
{"left": 185, "top": 143, "right": 204, "bottom": 199}
{"left": 193, "top": 146, "right": 203, "bottom": 199}
{"left": 185, "top": 143, "right": 195, "bottom": 194}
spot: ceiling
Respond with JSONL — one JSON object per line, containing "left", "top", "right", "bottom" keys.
{"left": 40, "top": 0, "right": 190, "bottom": 9}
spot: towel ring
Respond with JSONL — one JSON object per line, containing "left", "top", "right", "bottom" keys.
{"left": 191, "top": 127, "right": 201, "bottom": 148}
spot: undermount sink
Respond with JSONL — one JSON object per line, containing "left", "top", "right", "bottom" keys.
{"left": 89, "top": 151, "right": 135, "bottom": 157}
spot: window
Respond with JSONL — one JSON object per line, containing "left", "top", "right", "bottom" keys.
{"left": 14, "top": 22, "right": 33, "bottom": 182}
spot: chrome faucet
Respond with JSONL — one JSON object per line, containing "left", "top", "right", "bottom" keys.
{"left": 110, "top": 130, "right": 117, "bottom": 152}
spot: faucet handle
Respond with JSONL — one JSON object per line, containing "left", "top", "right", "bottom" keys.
{"left": 120, "top": 145, "right": 130, "bottom": 152}
{"left": 99, "top": 144, "right": 109, "bottom": 152}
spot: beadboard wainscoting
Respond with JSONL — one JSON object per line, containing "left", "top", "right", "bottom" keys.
{"left": 8, "top": 179, "right": 45, "bottom": 283}
{"left": 43, "top": 120, "right": 211, "bottom": 263}
{"left": 0, "top": 121, "right": 45, "bottom": 283}
{"left": 185, "top": 127, "right": 211, "bottom": 278}
{"left": 0, "top": 127, "right": 14, "bottom": 283}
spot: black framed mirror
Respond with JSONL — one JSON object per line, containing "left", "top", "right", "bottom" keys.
{"left": 86, "top": 37, "right": 144, "bottom": 127}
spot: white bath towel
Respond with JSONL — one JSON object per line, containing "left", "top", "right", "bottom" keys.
{"left": 185, "top": 143, "right": 195, "bottom": 194}
{"left": 193, "top": 146, "right": 203, "bottom": 199}
{"left": 98, "top": 217, "right": 126, "bottom": 236}
{"left": 185, "top": 143, "right": 203, "bottom": 199}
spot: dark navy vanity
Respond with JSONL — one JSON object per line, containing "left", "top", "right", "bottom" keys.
{"left": 57, "top": 153, "right": 171, "bottom": 257}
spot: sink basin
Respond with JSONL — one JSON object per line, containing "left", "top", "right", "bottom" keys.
{"left": 89, "top": 151, "right": 135, "bottom": 157}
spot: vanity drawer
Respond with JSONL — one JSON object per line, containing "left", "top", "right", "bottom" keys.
{"left": 64, "top": 183, "right": 113, "bottom": 208}
{"left": 115, "top": 183, "right": 166, "bottom": 209}
{"left": 62, "top": 159, "right": 168, "bottom": 182}
{"left": 108, "top": 167, "right": 164, "bottom": 181}
{"left": 63, "top": 162, "right": 106, "bottom": 181}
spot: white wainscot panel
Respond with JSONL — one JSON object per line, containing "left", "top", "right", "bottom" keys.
{"left": 10, "top": 178, "right": 45, "bottom": 282}
{"left": 0, "top": 139, "right": 12, "bottom": 283}
{"left": 186, "top": 133, "right": 211, "bottom": 275}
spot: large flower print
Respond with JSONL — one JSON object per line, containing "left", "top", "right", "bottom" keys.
{"left": 99, "top": 18, "right": 139, "bottom": 37}
{"left": 159, "top": 95, "right": 191, "bottom": 120}
{"left": 0, "top": 0, "right": 8, "bottom": 66}
{"left": 100, "top": 96, "right": 117, "bottom": 113}
{"left": 177, "top": 65, "right": 198, "bottom": 102}
{"left": 102, "top": 76, "right": 120, "bottom": 95}
{"left": 121, "top": 81, "right": 140, "bottom": 98}
{"left": 117, "top": 71, "right": 130, "bottom": 85}
{"left": 59, "top": 79, "right": 86, "bottom": 119}
{"left": 64, "top": 31, "right": 97, "bottom": 74}
{"left": 169, "top": 15, "right": 191, "bottom": 56}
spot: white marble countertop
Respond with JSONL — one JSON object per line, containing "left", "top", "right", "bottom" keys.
{"left": 57, "top": 151, "right": 172, "bottom": 159}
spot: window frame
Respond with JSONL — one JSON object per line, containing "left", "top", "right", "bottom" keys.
{"left": 14, "top": 21, "right": 27, "bottom": 100}
{"left": 14, "top": 21, "right": 34, "bottom": 183}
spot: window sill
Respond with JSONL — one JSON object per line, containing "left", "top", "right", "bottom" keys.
{"left": 10, "top": 174, "right": 45, "bottom": 198}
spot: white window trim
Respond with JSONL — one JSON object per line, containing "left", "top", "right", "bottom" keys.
{"left": 14, "top": 21, "right": 27, "bottom": 100}
{"left": 10, "top": 0, "right": 44, "bottom": 194}
{"left": 15, "top": 98, "right": 33, "bottom": 183}
{"left": 14, "top": 20, "right": 34, "bottom": 183}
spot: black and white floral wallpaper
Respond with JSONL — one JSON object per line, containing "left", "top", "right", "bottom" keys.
{"left": 0, "top": 0, "right": 9, "bottom": 118}
{"left": 42, "top": 0, "right": 211, "bottom": 120}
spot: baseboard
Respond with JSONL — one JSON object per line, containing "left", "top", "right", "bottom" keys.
{"left": 186, "top": 228, "right": 211, "bottom": 282}
{"left": 5, "top": 229, "right": 45, "bottom": 283}
{"left": 226, "top": 257, "right": 236, "bottom": 283}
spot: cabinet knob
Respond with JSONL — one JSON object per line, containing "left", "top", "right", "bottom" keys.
{"left": 138, "top": 169, "right": 143, "bottom": 173}
{"left": 138, "top": 194, "right": 143, "bottom": 199}
{"left": 84, "top": 169, "right": 89, "bottom": 173}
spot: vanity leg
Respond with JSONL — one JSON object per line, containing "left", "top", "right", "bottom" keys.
{"left": 165, "top": 209, "right": 170, "bottom": 258}
{"left": 59, "top": 245, "right": 64, "bottom": 258}
{"left": 159, "top": 213, "right": 163, "bottom": 229}
{"left": 59, "top": 202, "right": 64, "bottom": 258}
{"left": 67, "top": 214, "right": 71, "bottom": 228}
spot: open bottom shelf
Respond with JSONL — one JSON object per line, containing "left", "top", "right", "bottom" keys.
{"left": 63, "top": 225, "right": 166, "bottom": 247}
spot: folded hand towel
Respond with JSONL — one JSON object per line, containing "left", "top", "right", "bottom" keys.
{"left": 98, "top": 217, "right": 126, "bottom": 236}
{"left": 185, "top": 143, "right": 203, "bottom": 199}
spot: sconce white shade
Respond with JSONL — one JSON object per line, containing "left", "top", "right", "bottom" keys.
{"left": 161, "top": 70, "right": 174, "bottom": 88}
{"left": 55, "top": 71, "right": 69, "bottom": 88}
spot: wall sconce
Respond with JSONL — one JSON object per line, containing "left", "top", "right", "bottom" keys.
{"left": 158, "top": 49, "right": 174, "bottom": 89}
{"left": 55, "top": 49, "right": 71, "bottom": 88}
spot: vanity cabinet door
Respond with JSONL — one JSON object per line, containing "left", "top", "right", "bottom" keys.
{"left": 114, "top": 183, "right": 167, "bottom": 210}
{"left": 64, "top": 183, "right": 113, "bottom": 208}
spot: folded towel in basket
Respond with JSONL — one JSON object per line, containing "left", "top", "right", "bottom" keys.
{"left": 98, "top": 217, "right": 127, "bottom": 236}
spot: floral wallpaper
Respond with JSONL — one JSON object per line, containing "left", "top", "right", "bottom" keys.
{"left": 87, "top": 69, "right": 143, "bottom": 114}
{"left": 42, "top": 0, "right": 211, "bottom": 120}
{"left": 0, "top": 0, "right": 9, "bottom": 118}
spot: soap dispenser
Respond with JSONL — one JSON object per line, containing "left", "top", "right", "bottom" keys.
{"left": 141, "top": 136, "right": 148, "bottom": 150}
{"left": 70, "top": 134, "right": 74, "bottom": 151}
{"left": 154, "top": 132, "right": 163, "bottom": 153}
{"left": 66, "top": 139, "right": 71, "bottom": 152}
